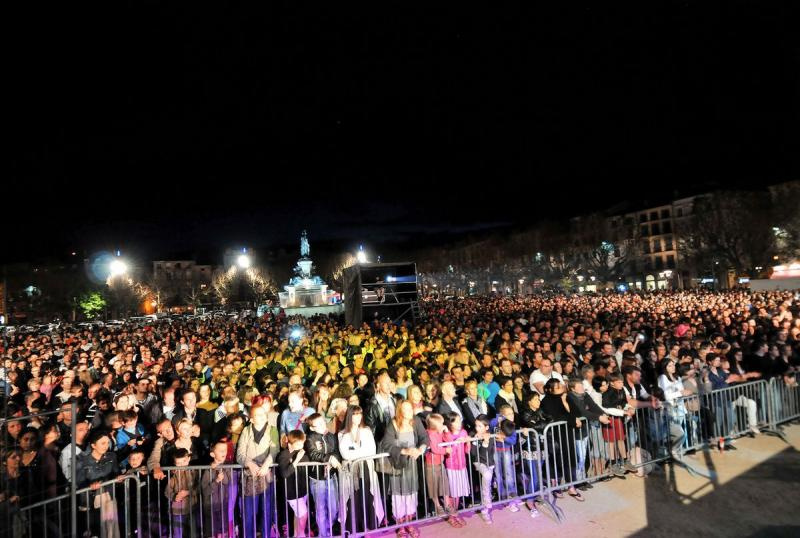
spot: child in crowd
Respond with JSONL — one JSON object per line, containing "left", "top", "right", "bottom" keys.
{"left": 490, "top": 405, "right": 520, "bottom": 512}
{"left": 116, "top": 410, "right": 148, "bottom": 467}
{"left": 424, "top": 413, "right": 450, "bottom": 516}
{"left": 304, "top": 413, "right": 340, "bottom": 537}
{"left": 443, "top": 412, "right": 470, "bottom": 527}
{"left": 122, "top": 448, "right": 147, "bottom": 475}
{"left": 470, "top": 415, "right": 495, "bottom": 524}
{"left": 278, "top": 430, "right": 310, "bottom": 537}
{"left": 201, "top": 441, "right": 233, "bottom": 538}
{"left": 165, "top": 448, "right": 198, "bottom": 538}
{"left": 280, "top": 386, "right": 316, "bottom": 447}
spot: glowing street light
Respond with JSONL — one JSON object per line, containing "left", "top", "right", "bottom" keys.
{"left": 356, "top": 245, "right": 368, "bottom": 263}
{"left": 237, "top": 254, "right": 252, "bottom": 269}
{"left": 109, "top": 259, "right": 128, "bottom": 277}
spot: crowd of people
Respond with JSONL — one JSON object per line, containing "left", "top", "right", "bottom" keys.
{"left": 1, "top": 289, "right": 798, "bottom": 538}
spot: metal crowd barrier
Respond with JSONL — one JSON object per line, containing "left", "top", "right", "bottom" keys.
{"left": 675, "top": 379, "right": 777, "bottom": 453}
{"left": 142, "top": 461, "right": 338, "bottom": 538}
{"left": 10, "top": 474, "right": 140, "bottom": 538}
{"left": 336, "top": 429, "right": 549, "bottom": 536}
{"left": 768, "top": 377, "right": 800, "bottom": 426}
{"left": 1, "top": 403, "right": 80, "bottom": 538}
{"left": 4, "top": 380, "right": 796, "bottom": 536}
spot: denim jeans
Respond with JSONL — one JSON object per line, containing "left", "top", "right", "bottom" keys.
{"left": 573, "top": 437, "right": 589, "bottom": 482}
{"left": 493, "top": 449, "right": 516, "bottom": 501}
{"left": 522, "top": 458, "right": 539, "bottom": 496}
{"left": 243, "top": 488, "right": 274, "bottom": 538}
{"left": 310, "top": 476, "right": 339, "bottom": 537}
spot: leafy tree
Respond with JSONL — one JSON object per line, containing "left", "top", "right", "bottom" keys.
{"left": 79, "top": 291, "right": 106, "bottom": 319}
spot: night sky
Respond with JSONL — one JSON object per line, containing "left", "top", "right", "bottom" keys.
{"left": 7, "top": 2, "right": 799, "bottom": 264}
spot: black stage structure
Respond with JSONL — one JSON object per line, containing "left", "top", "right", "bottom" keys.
{"left": 343, "top": 262, "right": 421, "bottom": 326}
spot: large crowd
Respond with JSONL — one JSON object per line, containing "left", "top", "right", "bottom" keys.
{"left": 1, "top": 289, "right": 799, "bottom": 538}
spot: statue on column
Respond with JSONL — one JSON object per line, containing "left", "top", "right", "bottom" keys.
{"left": 300, "top": 230, "right": 310, "bottom": 258}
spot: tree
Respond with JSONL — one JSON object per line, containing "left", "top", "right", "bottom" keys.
{"left": 770, "top": 181, "right": 800, "bottom": 260}
{"left": 678, "top": 191, "right": 776, "bottom": 277}
{"left": 326, "top": 253, "right": 358, "bottom": 290}
{"left": 244, "top": 267, "right": 277, "bottom": 306}
{"left": 79, "top": 291, "right": 106, "bottom": 319}
{"left": 212, "top": 267, "right": 236, "bottom": 306}
{"left": 570, "top": 213, "right": 639, "bottom": 285}
{"left": 185, "top": 284, "right": 211, "bottom": 310}
{"left": 106, "top": 275, "right": 144, "bottom": 318}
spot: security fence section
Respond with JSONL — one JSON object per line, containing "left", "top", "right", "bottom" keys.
{"left": 2, "top": 379, "right": 797, "bottom": 538}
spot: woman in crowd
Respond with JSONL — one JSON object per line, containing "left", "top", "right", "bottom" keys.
{"left": 197, "top": 384, "right": 219, "bottom": 414}
{"left": 379, "top": 400, "right": 429, "bottom": 538}
{"left": 338, "top": 405, "right": 385, "bottom": 533}
{"left": 18, "top": 427, "right": 58, "bottom": 502}
{"left": 461, "top": 379, "right": 489, "bottom": 434}
{"left": 539, "top": 379, "right": 584, "bottom": 501}
{"left": 312, "top": 383, "right": 332, "bottom": 416}
{"left": 0, "top": 448, "right": 28, "bottom": 538}
{"left": 173, "top": 418, "right": 207, "bottom": 465}
{"left": 406, "top": 385, "right": 429, "bottom": 419}
{"left": 76, "top": 430, "right": 121, "bottom": 538}
{"left": 494, "top": 378, "right": 519, "bottom": 416}
{"left": 512, "top": 375, "right": 529, "bottom": 406}
{"left": 326, "top": 398, "right": 349, "bottom": 434}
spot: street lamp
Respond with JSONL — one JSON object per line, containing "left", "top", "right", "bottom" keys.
{"left": 356, "top": 245, "right": 368, "bottom": 264}
{"left": 109, "top": 259, "right": 128, "bottom": 277}
{"left": 237, "top": 254, "right": 251, "bottom": 269}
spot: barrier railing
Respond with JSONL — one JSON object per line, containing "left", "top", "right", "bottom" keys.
{"left": 3, "top": 378, "right": 796, "bottom": 535}
{"left": 1, "top": 402, "right": 79, "bottom": 538}
{"left": 11, "top": 474, "right": 140, "bottom": 538}
{"left": 768, "top": 377, "right": 800, "bottom": 427}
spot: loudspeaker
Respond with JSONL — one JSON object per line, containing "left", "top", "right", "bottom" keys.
{"left": 343, "top": 262, "right": 419, "bottom": 326}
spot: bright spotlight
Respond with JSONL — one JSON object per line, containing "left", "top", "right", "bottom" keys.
{"left": 290, "top": 329, "right": 303, "bottom": 339}
{"left": 356, "top": 248, "right": 367, "bottom": 263}
{"left": 109, "top": 259, "right": 128, "bottom": 277}
{"left": 237, "top": 254, "right": 251, "bottom": 269}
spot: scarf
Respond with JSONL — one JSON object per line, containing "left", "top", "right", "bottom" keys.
{"left": 464, "top": 397, "right": 486, "bottom": 419}
{"left": 497, "top": 389, "right": 518, "bottom": 413}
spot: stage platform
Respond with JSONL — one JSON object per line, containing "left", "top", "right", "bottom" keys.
{"left": 275, "top": 304, "right": 344, "bottom": 317}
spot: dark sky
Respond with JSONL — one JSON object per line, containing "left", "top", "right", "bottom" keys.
{"left": 7, "top": 2, "right": 800, "bottom": 264}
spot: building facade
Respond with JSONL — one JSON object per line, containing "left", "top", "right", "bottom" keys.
{"left": 152, "top": 260, "right": 214, "bottom": 284}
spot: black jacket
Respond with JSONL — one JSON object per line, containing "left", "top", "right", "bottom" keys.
{"left": 470, "top": 435, "right": 496, "bottom": 467}
{"left": 435, "top": 398, "right": 464, "bottom": 421}
{"left": 304, "top": 431, "right": 338, "bottom": 480}
{"left": 568, "top": 392, "right": 606, "bottom": 422}
{"left": 364, "top": 393, "right": 398, "bottom": 443}
{"left": 540, "top": 394, "right": 582, "bottom": 432}
{"left": 518, "top": 407, "right": 549, "bottom": 433}
{"left": 277, "top": 449, "right": 309, "bottom": 500}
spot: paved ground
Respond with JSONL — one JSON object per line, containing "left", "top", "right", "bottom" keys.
{"left": 394, "top": 424, "right": 800, "bottom": 538}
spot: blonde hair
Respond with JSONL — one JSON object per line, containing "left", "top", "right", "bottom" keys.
{"left": 176, "top": 418, "right": 194, "bottom": 437}
{"left": 426, "top": 413, "right": 444, "bottom": 429}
